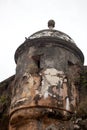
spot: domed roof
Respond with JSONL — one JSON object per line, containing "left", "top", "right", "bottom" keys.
{"left": 29, "top": 29, "right": 75, "bottom": 44}
{"left": 15, "top": 20, "right": 84, "bottom": 64}
{"left": 27, "top": 20, "right": 75, "bottom": 46}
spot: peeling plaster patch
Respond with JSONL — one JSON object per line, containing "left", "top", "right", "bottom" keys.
{"left": 14, "top": 97, "right": 29, "bottom": 105}
{"left": 44, "top": 91, "right": 49, "bottom": 99}
{"left": 64, "top": 78, "right": 67, "bottom": 82}
{"left": 44, "top": 68, "right": 64, "bottom": 75}
{"left": 70, "top": 83, "right": 78, "bottom": 107}
{"left": 40, "top": 76, "right": 49, "bottom": 97}
{"left": 45, "top": 74, "right": 60, "bottom": 86}
{"left": 43, "top": 68, "right": 64, "bottom": 86}
{"left": 11, "top": 97, "right": 30, "bottom": 109}
{"left": 65, "top": 97, "right": 70, "bottom": 111}
{"left": 40, "top": 68, "right": 65, "bottom": 99}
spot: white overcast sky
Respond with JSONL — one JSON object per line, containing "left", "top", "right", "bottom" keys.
{"left": 0, "top": 0, "right": 87, "bottom": 81}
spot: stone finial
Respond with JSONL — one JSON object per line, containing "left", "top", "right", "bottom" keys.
{"left": 48, "top": 19, "right": 55, "bottom": 29}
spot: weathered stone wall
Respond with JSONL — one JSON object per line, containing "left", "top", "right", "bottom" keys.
{"left": 0, "top": 76, "right": 14, "bottom": 130}
{"left": 15, "top": 45, "right": 81, "bottom": 73}
{"left": 9, "top": 44, "right": 82, "bottom": 130}
{"left": 0, "top": 67, "right": 87, "bottom": 130}
{"left": 0, "top": 23, "right": 85, "bottom": 129}
{"left": 0, "top": 59, "right": 87, "bottom": 130}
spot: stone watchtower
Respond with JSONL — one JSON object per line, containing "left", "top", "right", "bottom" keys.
{"left": 9, "top": 20, "right": 84, "bottom": 130}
